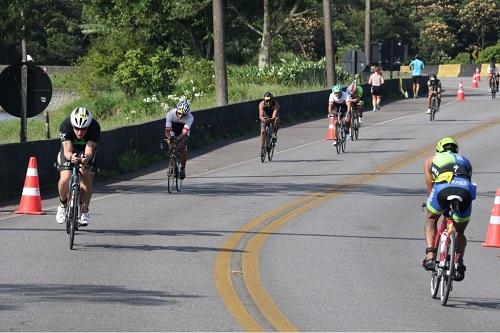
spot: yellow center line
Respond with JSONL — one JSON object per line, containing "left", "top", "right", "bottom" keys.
{"left": 215, "top": 117, "right": 500, "bottom": 332}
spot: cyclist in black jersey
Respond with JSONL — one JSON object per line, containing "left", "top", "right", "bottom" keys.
{"left": 258, "top": 92, "right": 280, "bottom": 146}
{"left": 426, "top": 74, "right": 442, "bottom": 114}
{"left": 56, "top": 107, "right": 101, "bottom": 227}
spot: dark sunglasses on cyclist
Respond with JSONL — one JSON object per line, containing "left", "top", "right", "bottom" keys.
{"left": 176, "top": 111, "right": 184, "bottom": 117}
{"left": 73, "top": 126, "right": 88, "bottom": 131}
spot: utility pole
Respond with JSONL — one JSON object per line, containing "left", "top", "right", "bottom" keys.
{"left": 364, "top": 0, "right": 371, "bottom": 66}
{"left": 213, "top": 0, "right": 228, "bottom": 106}
{"left": 20, "top": 10, "right": 28, "bottom": 143}
{"left": 323, "top": 0, "right": 336, "bottom": 86}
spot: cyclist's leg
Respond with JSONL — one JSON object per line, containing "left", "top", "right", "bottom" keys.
{"left": 437, "top": 93, "right": 441, "bottom": 109}
{"left": 423, "top": 185, "right": 446, "bottom": 267}
{"left": 79, "top": 169, "right": 95, "bottom": 214}
{"left": 273, "top": 116, "right": 280, "bottom": 135}
{"left": 260, "top": 121, "right": 266, "bottom": 146}
{"left": 178, "top": 136, "right": 187, "bottom": 169}
{"left": 57, "top": 151, "right": 71, "bottom": 202}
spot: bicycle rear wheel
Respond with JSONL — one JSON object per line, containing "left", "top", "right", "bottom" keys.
{"left": 353, "top": 114, "right": 359, "bottom": 140}
{"left": 167, "top": 157, "right": 176, "bottom": 193}
{"left": 492, "top": 82, "right": 497, "bottom": 99}
{"left": 430, "top": 97, "right": 437, "bottom": 121}
{"left": 440, "top": 232, "right": 456, "bottom": 305}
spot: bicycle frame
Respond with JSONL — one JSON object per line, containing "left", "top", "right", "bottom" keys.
{"left": 260, "top": 119, "right": 275, "bottom": 162}
{"left": 66, "top": 163, "right": 81, "bottom": 249}
{"left": 430, "top": 198, "right": 460, "bottom": 305}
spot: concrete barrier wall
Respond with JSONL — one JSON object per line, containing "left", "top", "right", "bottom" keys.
{"left": 400, "top": 64, "right": 493, "bottom": 78}
{"left": 0, "top": 79, "right": 405, "bottom": 198}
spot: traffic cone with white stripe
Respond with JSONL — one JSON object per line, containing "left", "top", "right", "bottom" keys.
{"left": 456, "top": 80, "right": 465, "bottom": 101}
{"left": 475, "top": 67, "right": 480, "bottom": 81}
{"left": 15, "top": 157, "right": 44, "bottom": 215}
{"left": 325, "top": 115, "right": 336, "bottom": 140}
{"left": 482, "top": 188, "right": 500, "bottom": 248}
{"left": 472, "top": 74, "right": 479, "bottom": 88}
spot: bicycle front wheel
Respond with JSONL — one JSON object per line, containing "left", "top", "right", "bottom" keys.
{"left": 175, "top": 161, "right": 181, "bottom": 192}
{"left": 340, "top": 125, "right": 347, "bottom": 152}
{"left": 68, "top": 190, "right": 79, "bottom": 250}
{"left": 440, "top": 232, "right": 456, "bottom": 305}
{"left": 167, "top": 157, "right": 176, "bottom": 193}
{"left": 335, "top": 122, "right": 341, "bottom": 154}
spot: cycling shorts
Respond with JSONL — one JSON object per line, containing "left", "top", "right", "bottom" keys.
{"left": 426, "top": 177, "right": 476, "bottom": 223}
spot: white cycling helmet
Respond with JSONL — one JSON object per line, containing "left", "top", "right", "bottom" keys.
{"left": 176, "top": 98, "right": 190, "bottom": 115}
{"left": 70, "top": 107, "right": 93, "bottom": 128}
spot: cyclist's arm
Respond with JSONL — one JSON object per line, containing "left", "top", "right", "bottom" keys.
{"left": 82, "top": 141, "right": 97, "bottom": 166}
{"left": 424, "top": 156, "right": 434, "bottom": 194}
{"left": 258, "top": 101, "right": 268, "bottom": 122}
{"left": 271, "top": 101, "right": 280, "bottom": 120}
{"left": 61, "top": 140, "right": 75, "bottom": 162}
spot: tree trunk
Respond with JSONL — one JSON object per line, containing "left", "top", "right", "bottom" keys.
{"left": 213, "top": 0, "right": 228, "bottom": 106}
{"left": 258, "top": 0, "right": 271, "bottom": 69}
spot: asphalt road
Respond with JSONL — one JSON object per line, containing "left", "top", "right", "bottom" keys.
{"left": 1, "top": 78, "right": 499, "bottom": 331}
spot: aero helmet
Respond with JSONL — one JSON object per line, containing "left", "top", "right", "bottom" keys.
{"left": 70, "top": 107, "right": 93, "bottom": 128}
{"left": 436, "top": 137, "right": 459, "bottom": 153}
{"left": 430, "top": 74, "right": 437, "bottom": 81}
{"left": 176, "top": 98, "right": 190, "bottom": 115}
{"left": 332, "top": 84, "right": 342, "bottom": 93}
{"left": 263, "top": 91, "right": 273, "bottom": 101}
{"left": 347, "top": 81, "right": 357, "bottom": 95}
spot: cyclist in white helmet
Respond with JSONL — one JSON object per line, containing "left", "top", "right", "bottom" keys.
{"left": 56, "top": 107, "right": 101, "bottom": 227}
{"left": 165, "top": 97, "right": 194, "bottom": 180}
{"left": 487, "top": 58, "right": 499, "bottom": 93}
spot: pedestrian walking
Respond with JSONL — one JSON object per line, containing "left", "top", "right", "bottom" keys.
{"left": 368, "top": 66, "right": 384, "bottom": 111}
{"left": 409, "top": 54, "right": 425, "bottom": 98}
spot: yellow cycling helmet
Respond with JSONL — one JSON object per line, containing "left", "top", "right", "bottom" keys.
{"left": 436, "top": 137, "right": 459, "bottom": 153}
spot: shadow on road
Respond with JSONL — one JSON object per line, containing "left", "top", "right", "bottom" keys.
{"left": 0, "top": 283, "right": 200, "bottom": 309}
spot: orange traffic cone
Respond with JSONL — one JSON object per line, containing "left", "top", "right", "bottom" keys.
{"left": 15, "top": 157, "right": 44, "bottom": 215}
{"left": 483, "top": 189, "right": 500, "bottom": 248}
{"left": 325, "top": 116, "right": 336, "bottom": 140}
{"left": 475, "top": 67, "right": 480, "bottom": 81}
{"left": 472, "top": 74, "right": 478, "bottom": 88}
{"left": 456, "top": 81, "right": 465, "bottom": 101}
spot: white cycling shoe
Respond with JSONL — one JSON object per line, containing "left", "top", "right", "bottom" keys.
{"left": 79, "top": 212, "right": 90, "bottom": 227}
{"left": 56, "top": 204, "right": 67, "bottom": 224}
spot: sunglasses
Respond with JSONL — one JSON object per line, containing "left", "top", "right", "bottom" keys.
{"left": 73, "top": 126, "right": 88, "bottom": 131}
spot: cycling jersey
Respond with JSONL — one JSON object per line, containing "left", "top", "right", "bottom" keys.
{"left": 488, "top": 65, "right": 499, "bottom": 75}
{"left": 262, "top": 100, "right": 278, "bottom": 118}
{"left": 59, "top": 117, "right": 101, "bottom": 153}
{"left": 430, "top": 152, "right": 472, "bottom": 183}
{"left": 428, "top": 79, "right": 442, "bottom": 91}
{"left": 165, "top": 108, "right": 194, "bottom": 137}
{"left": 329, "top": 91, "right": 349, "bottom": 104}
{"left": 427, "top": 151, "right": 475, "bottom": 222}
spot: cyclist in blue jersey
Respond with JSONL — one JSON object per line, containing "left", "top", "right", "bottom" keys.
{"left": 409, "top": 55, "right": 425, "bottom": 98}
{"left": 422, "top": 137, "right": 476, "bottom": 282}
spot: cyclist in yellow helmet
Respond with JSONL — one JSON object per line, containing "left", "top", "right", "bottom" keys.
{"left": 422, "top": 137, "right": 476, "bottom": 282}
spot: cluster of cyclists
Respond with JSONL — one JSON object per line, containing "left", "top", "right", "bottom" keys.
{"left": 52, "top": 58, "right": 500, "bottom": 280}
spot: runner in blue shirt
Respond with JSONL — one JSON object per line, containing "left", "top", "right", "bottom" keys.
{"left": 409, "top": 55, "right": 425, "bottom": 98}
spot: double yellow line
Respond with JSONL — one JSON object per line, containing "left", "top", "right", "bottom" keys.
{"left": 214, "top": 117, "right": 500, "bottom": 331}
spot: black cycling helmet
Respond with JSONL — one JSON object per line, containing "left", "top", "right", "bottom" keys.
{"left": 430, "top": 74, "right": 437, "bottom": 81}
{"left": 263, "top": 91, "right": 273, "bottom": 101}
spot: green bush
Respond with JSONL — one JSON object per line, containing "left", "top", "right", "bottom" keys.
{"left": 114, "top": 48, "right": 179, "bottom": 97}
{"left": 477, "top": 43, "right": 500, "bottom": 63}
{"left": 445, "top": 52, "right": 471, "bottom": 64}
{"left": 175, "top": 56, "right": 214, "bottom": 100}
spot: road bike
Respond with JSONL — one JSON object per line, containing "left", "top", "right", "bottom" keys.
{"left": 260, "top": 118, "right": 276, "bottom": 163}
{"left": 56, "top": 161, "right": 94, "bottom": 250}
{"left": 334, "top": 112, "right": 347, "bottom": 154}
{"left": 429, "top": 195, "right": 463, "bottom": 306}
{"left": 429, "top": 90, "right": 439, "bottom": 121}
{"left": 162, "top": 139, "right": 183, "bottom": 193}
{"left": 349, "top": 103, "right": 361, "bottom": 141}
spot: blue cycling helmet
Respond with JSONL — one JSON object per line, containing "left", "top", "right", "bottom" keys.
{"left": 176, "top": 98, "right": 190, "bottom": 115}
{"left": 332, "top": 84, "right": 342, "bottom": 93}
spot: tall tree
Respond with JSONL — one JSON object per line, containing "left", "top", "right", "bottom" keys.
{"left": 228, "top": 0, "right": 310, "bottom": 69}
